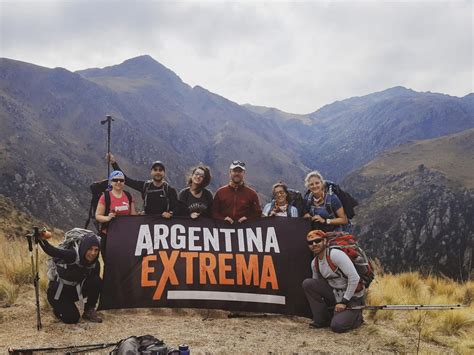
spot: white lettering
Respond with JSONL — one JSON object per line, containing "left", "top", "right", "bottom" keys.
{"left": 135, "top": 224, "right": 153, "bottom": 256}
{"left": 203, "top": 228, "right": 220, "bottom": 252}
{"left": 171, "top": 224, "right": 186, "bottom": 249}
{"left": 265, "top": 227, "right": 280, "bottom": 253}
{"left": 237, "top": 229, "right": 245, "bottom": 252}
{"left": 246, "top": 227, "right": 263, "bottom": 252}
{"left": 220, "top": 229, "right": 235, "bottom": 252}
{"left": 154, "top": 224, "right": 169, "bottom": 250}
{"left": 134, "top": 224, "right": 282, "bottom": 254}
{"left": 188, "top": 227, "right": 202, "bottom": 251}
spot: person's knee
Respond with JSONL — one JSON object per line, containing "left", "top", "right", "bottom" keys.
{"left": 55, "top": 309, "right": 80, "bottom": 324}
{"left": 62, "top": 313, "right": 80, "bottom": 324}
{"left": 52, "top": 302, "right": 80, "bottom": 324}
{"left": 302, "top": 278, "right": 317, "bottom": 290}
{"left": 330, "top": 314, "right": 363, "bottom": 333}
{"left": 330, "top": 322, "right": 349, "bottom": 333}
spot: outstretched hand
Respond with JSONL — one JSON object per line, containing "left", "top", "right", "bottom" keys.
{"left": 106, "top": 153, "right": 116, "bottom": 164}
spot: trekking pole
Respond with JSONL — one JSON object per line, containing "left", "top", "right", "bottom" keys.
{"left": 100, "top": 114, "right": 114, "bottom": 178}
{"left": 349, "top": 304, "right": 468, "bottom": 311}
{"left": 33, "top": 227, "right": 42, "bottom": 330}
{"left": 25, "top": 228, "right": 42, "bottom": 330}
{"left": 8, "top": 342, "right": 118, "bottom": 354}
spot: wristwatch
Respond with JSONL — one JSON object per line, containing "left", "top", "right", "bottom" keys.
{"left": 340, "top": 297, "right": 350, "bottom": 305}
{"left": 326, "top": 218, "right": 331, "bottom": 225}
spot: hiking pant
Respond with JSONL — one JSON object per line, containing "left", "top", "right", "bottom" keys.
{"left": 302, "top": 277, "right": 364, "bottom": 333}
{"left": 47, "top": 275, "right": 102, "bottom": 324}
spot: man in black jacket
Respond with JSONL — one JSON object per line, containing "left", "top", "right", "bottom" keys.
{"left": 108, "top": 153, "right": 179, "bottom": 217}
{"left": 39, "top": 233, "right": 102, "bottom": 323}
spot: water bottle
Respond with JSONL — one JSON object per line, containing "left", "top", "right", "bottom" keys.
{"left": 179, "top": 344, "right": 190, "bottom": 355}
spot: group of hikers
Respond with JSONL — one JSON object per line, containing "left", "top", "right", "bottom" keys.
{"left": 38, "top": 155, "right": 365, "bottom": 333}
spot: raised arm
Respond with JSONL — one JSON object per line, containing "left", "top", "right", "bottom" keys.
{"left": 38, "top": 239, "right": 76, "bottom": 263}
{"left": 108, "top": 153, "right": 146, "bottom": 193}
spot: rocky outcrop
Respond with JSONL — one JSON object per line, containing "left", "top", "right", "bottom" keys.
{"left": 346, "top": 165, "right": 473, "bottom": 280}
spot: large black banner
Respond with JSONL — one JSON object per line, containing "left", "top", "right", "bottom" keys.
{"left": 99, "top": 216, "right": 312, "bottom": 317}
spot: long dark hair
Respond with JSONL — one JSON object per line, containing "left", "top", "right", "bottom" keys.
{"left": 187, "top": 165, "right": 211, "bottom": 190}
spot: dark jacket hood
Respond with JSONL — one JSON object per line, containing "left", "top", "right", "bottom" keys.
{"left": 79, "top": 234, "right": 100, "bottom": 265}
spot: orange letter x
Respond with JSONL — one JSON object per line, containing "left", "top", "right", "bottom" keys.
{"left": 153, "top": 251, "right": 179, "bottom": 300}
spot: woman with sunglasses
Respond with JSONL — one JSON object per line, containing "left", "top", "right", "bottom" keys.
{"left": 95, "top": 170, "right": 137, "bottom": 258}
{"left": 178, "top": 165, "right": 213, "bottom": 219}
{"left": 262, "top": 182, "right": 298, "bottom": 217}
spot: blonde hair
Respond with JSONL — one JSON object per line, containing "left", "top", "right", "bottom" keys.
{"left": 304, "top": 170, "right": 325, "bottom": 188}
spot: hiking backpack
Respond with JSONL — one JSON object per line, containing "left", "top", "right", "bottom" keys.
{"left": 46, "top": 228, "right": 100, "bottom": 302}
{"left": 304, "top": 181, "right": 358, "bottom": 231}
{"left": 314, "top": 231, "right": 375, "bottom": 291}
{"left": 325, "top": 181, "right": 358, "bottom": 219}
{"left": 111, "top": 335, "right": 179, "bottom": 355}
{"left": 85, "top": 179, "right": 109, "bottom": 231}
{"left": 287, "top": 188, "right": 304, "bottom": 217}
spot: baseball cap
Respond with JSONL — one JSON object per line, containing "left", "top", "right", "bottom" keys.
{"left": 229, "top": 160, "right": 246, "bottom": 170}
{"left": 151, "top": 161, "right": 166, "bottom": 170}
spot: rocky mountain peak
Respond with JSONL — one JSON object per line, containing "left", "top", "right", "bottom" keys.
{"left": 76, "top": 54, "right": 185, "bottom": 87}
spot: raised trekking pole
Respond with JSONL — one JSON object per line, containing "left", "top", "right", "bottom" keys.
{"left": 25, "top": 227, "right": 42, "bottom": 330}
{"left": 100, "top": 115, "right": 114, "bottom": 178}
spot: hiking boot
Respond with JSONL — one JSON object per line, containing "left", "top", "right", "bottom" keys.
{"left": 82, "top": 308, "right": 102, "bottom": 323}
{"left": 309, "top": 322, "right": 329, "bottom": 329}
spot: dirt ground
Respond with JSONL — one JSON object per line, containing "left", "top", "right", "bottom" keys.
{"left": 0, "top": 286, "right": 455, "bottom": 354}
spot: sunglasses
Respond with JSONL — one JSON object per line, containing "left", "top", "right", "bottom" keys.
{"left": 111, "top": 179, "right": 125, "bottom": 183}
{"left": 307, "top": 238, "right": 324, "bottom": 245}
{"left": 232, "top": 160, "right": 246, "bottom": 167}
{"left": 193, "top": 172, "right": 205, "bottom": 177}
{"left": 152, "top": 167, "right": 164, "bottom": 172}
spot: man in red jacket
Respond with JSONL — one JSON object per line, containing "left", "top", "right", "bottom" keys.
{"left": 212, "top": 161, "right": 262, "bottom": 224}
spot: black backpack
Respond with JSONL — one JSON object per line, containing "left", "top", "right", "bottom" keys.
{"left": 325, "top": 181, "right": 358, "bottom": 219}
{"left": 111, "top": 335, "right": 179, "bottom": 355}
{"left": 287, "top": 189, "right": 304, "bottom": 217}
{"left": 85, "top": 179, "right": 108, "bottom": 231}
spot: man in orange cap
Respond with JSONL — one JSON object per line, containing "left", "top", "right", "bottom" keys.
{"left": 302, "top": 230, "right": 365, "bottom": 332}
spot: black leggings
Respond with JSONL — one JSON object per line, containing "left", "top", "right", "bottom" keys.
{"left": 47, "top": 275, "right": 102, "bottom": 324}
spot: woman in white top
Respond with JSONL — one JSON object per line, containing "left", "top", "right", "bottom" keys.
{"left": 262, "top": 182, "right": 298, "bottom": 217}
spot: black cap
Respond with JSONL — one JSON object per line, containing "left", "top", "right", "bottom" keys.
{"left": 151, "top": 161, "right": 165, "bottom": 170}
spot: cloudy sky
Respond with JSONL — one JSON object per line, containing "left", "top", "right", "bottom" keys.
{"left": 0, "top": 0, "right": 472, "bottom": 113}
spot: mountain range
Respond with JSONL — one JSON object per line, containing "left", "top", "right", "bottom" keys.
{"left": 0, "top": 55, "right": 473, "bottom": 278}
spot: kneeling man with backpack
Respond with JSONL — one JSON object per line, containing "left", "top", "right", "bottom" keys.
{"left": 302, "top": 230, "right": 367, "bottom": 333}
{"left": 39, "top": 228, "right": 103, "bottom": 324}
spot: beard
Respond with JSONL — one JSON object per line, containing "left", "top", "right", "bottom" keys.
{"left": 231, "top": 176, "right": 242, "bottom": 184}
{"left": 153, "top": 175, "right": 164, "bottom": 182}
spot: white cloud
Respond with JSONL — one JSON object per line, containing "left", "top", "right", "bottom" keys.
{"left": 0, "top": 0, "right": 472, "bottom": 113}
